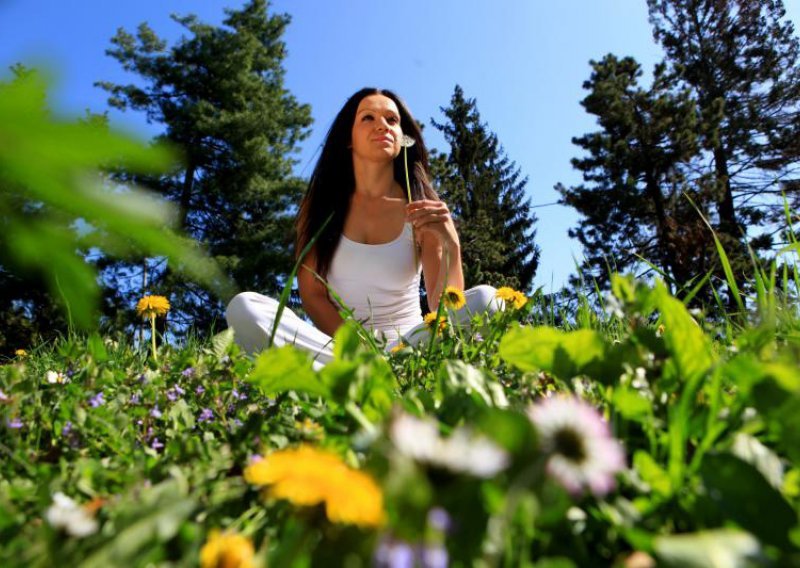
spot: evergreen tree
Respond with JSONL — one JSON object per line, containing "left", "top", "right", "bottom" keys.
{"left": 96, "top": 0, "right": 311, "bottom": 333}
{"left": 431, "top": 85, "right": 539, "bottom": 292}
{"left": 647, "top": 0, "right": 800, "bottom": 273}
{"left": 557, "top": 55, "right": 718, "bottom": 294}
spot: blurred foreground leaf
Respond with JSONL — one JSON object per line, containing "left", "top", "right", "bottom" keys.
{"left": 0, "top": 70, "right": 231, "bottom": 328}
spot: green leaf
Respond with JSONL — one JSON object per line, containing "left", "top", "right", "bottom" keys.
{"left": 653, "top": 281, "right": 714, "bottom": 383}
{"left": 247, "top": 346, "right": 329, "bottom": 398}
{"left": 613, "top": 387, "right": 652, "bottom": 421}
{"left": 438, "top": 360, "right": 508, "bottom": 408}
{"left": 700, "top": 453, "right": 796, "bottom": 549}
{"left": 653, "top": 529, "right": 761, "bottom": 568}
{"left": 633, "top": 451, "right": 672, "bottom": 496}
{"left": 81, "top": 480, "right": 195, "bottom": 568}
{"left": 498, "top": 325, "right": 562, "bottom": 372}
{"left": 498, "top": 325, "right": 606, "bottom": 380}
{"left": 210, "top": 328, "right": 235, "bottom": 360}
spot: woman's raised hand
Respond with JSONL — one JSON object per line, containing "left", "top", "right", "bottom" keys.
{"left": 406, "top": 200, "right": 460, "bottom": 250}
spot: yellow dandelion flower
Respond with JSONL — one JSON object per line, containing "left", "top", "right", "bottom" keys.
{"left": 389, "top": 342, "right": 406, "bottom": 354}
{"left": 244, "top": 445, "right": 385, "bottom": 528}
{"left": 200, "top": 529, "right": 255, "bottom": 568}
{"left": 136, "top": 295, "right": 170, "bottom": 319}
{"left": 14, "top": 349, "right": 27, "bottom": 358}
{"left": 511, "top": 290, "right": 528, "bottom": 309}
{"left": 495, "top": 287, "right": 517, "bottom": 302}
{"left": 423, "top": 312, "right": 447, "bottom": 334}
{"left": 442, "top": 286, "right": 466, "bottom": 310}
{"left": 496, "top": 287, "right": 527, "bottom": 309}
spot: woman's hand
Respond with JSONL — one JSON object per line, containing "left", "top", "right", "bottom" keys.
{"left": 405, "top": 200, "right": 460, "bottom": 250}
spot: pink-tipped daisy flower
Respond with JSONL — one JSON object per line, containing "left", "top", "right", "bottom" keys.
{"left": 527, "top": 396, "right": 625, "bottom": 497}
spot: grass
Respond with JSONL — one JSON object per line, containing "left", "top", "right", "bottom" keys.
{"left": 1, "top": 260, "right": 799, "bottom": 567}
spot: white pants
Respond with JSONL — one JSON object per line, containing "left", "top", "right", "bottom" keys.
{"left": 225, "top": 285, "right": 502, "bottom": 370}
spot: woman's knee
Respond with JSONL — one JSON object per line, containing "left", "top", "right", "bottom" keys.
{"left": 466, "top": 284, "right": 501, "bottom": 314}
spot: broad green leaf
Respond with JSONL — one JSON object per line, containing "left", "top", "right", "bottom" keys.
{"left": 612, "top": 388, "right": 652, "bottom": 421}
{"left": 700, "top": 453, "right": 795, "bottom": 549}
{"left": 634, "top": 451, "right": 672, "bottom": 496}
{"left": 730, "top": 433, "right": 783, "bottom": 490}
{"left": 0, "top": 72, "right": 231, "bottom": 329}
{"left": 558, "top": 328, "right": 605, "bottom": 370}
{"left": 653, "top": 529, "right": 761, "bottom": 568}
{"left": 499, "top": 325, "right": 606, "bottom": 380}
{"left": 247, "top": 346, "right": 329, "bottom": 398}
{"left": 499, "top": 325, "right": 562, "bottom": 372}
{"left": 653, "top": 281, "right": 714, "bottom": 383}
{"left": 210, "top": 328, "right": 235, "bottom": 360}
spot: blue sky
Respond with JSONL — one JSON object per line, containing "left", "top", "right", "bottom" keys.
{"left": 2, "top": 0, "right": 798, "bottom": 292}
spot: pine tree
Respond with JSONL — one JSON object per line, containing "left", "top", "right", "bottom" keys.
{"left": 96, "top": 0, "right": 311, "bottom": 333}
{"left": 558, "top": 55, "right": 717, "bottom": 294}
{"left": 647, "top": 0, "right": 800, "bottom": 277}
{"left": 431, "top": 85, "right": 539, "bottom": 292}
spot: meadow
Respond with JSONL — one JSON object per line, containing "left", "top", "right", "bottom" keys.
{"left": 2, "top": 268, "right": 799, "bottom": 567}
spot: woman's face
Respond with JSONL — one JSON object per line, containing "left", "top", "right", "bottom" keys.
{"left": 350, "top": 94, "right": 403, "bottom": 164}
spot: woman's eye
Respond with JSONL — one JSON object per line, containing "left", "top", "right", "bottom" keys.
{"left": 362, "top": 115, "right": 373, "bottom": 121}
{"left": 387, "top": 116, "right": 398, "bottom": 124}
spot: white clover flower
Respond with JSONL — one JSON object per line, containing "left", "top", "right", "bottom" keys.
{"left": 527, "top": 396, "right": 625, "bottom": 497}
{"left": 45, "top": 492, "right": 98, "bottom": 538}
{"left": 0, "top": 389, "right": 8, "bottom": 402}
{"left": 46, "top": 370, "right": 69, "bottom": 385}
{"left": 603, "top": 292, "right": 625, "bottom": 319}
{"left": 390, "top": 412, "right": 509, "bottom": 478}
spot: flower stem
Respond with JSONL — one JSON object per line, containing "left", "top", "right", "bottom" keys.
{"left": 403, "top": 145, "right": 418, "bottom": 268}
{"left": 150, "top": 314, "right": 158, "bottom": 362}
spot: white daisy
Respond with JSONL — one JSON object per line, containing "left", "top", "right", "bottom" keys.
{"left": 46, "top": 370, "right": 69, "bottom": 384}
{"left": 390, "top": 412, "right": 509, "bottom": 478}
{"left": 45, "top": 492, "right": 98, "bottom": 538}
{"left": 528, "top": 396, "right": 625, "bottom": 496}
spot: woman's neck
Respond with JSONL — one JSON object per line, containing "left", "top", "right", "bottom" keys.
{"left": 352, "top": 159, "right": 398, "bottom": 199}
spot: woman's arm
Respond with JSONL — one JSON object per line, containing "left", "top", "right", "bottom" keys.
{"left": 297, "top": 249, "right": 344, "bottom": 337}
{"left": 407, "top": 200, "right": 465, "bottom": 311}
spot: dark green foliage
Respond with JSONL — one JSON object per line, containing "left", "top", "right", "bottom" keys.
{"left": 96, "top": 0, "right": 312, "bottom": 333}
{"left": 431, "top": 85, "right": 540, "bottom": 292}
{"left": 647, "top": 0, "right": 800, "bottom": 281}
{"left": 557, "top": 55, "right": 717, "bottom": 294}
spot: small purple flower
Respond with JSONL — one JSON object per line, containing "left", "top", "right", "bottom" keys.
{"left": 66, "top": 368, "right": 76, "bottom": 378}
{"left": 61, "top": 421, "right": 73, "bottom": 437}
{"left": 130, "top": 393, "right": 141, "bottom": 405}
{"left": 229, "top": 418, "right": 243, "bottom": 430}
{"left": 198, "top": 408, "right": 214, "bottom": 423}
{"left": 166, "top": 390, "right": 178, "bottom": 402}
{"left": 195, "top": 385, "right": 205, "bottom": 395}
{"left": 6, "top": 417, "right": 23, "bottom": 429}
{"left": 420, "top": 545, "right": 448, "bottom": 568}
{"left": 232, "top": 388, "right": 248, "bottom": 401}
{"left": 138, "top": 374, "right": 148, "bottom": 384}
{"left": 151, "top": 438, "right": 164, "bottom": 450}
{"left": 427, "top": 507, "right": 452, "bottom": 533}
{"left": 150, "top": 406, "right": 162, "bottom": 419}
{"left": 88, "top": 392, "right": 105, "bottom": 408}
{"left": 174, "top": 384, "right": 185, "bottom": 396}
{"left": 227, "top": 404, "right": 236, "bottom": 415}
{"left": 249, "top": 454, "right": 263, "bottom": 464}
{"left": 374, "top": 537, "right": 415, "bottom": 568}
{"left": 181, "top": 367, "right": 195, "bottom": 378}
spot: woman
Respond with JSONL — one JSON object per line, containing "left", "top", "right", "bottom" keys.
{"left": 225, "top": 88, "right": 500, "bottom": 368}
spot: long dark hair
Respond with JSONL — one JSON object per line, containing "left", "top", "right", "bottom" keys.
{"left": 296, "top": 87, "right": 438, "bottom": 279}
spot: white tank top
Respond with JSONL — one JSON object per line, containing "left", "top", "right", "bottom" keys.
{"left": 326, "top": 222, "right": 423, "bottom": 342}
